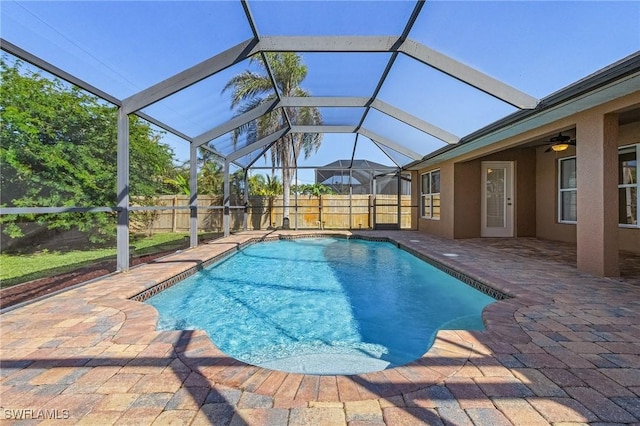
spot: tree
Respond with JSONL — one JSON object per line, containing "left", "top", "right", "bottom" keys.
{"left": 164, "top": 173, "right": 190, "bottom": 195}
{"left": 197, "top": 161, "right": 224, "bottom": 195}
{"left": 247, "top": 173, "right": 267, "bottom": 196}
{"left": 0, "top": 57, "right": 176, "bottom": 246}
{"left": 230, "top": 169, "right": 247, "bottom": 200}
{"left": 251, "top": 174, "right": 283, "bottom": 229}
{"left": 164, "top": 147, "right": 228, "bottom": 196}
{"left": 223, "top": 52, "right": 322, "bottom": 228}
{"left": 292, "top": 183, "right": 334, "bottom": 197}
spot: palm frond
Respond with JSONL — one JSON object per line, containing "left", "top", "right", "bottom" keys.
{"left": 222, "top": 71, "right": 274, "bottom": 109}
{"left": 224, "top": 52, "right": 322, "bottom": 209}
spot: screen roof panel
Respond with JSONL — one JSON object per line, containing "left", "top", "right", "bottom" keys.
{"left": 353, "top": 136, "right": 397, "bottom": 168}
{"left": 288, "top": 107, "right": 365, "bottom": 126}
{"left": 298, "top": 53, "right": 392, "bottom": 97}
{"left": 1, "top": 1, "right": 253, "bottom": 99}
{"left": 207, "top": 110, "right": 287, "bottom": 157}
{"left": 232, "top": 150, "right": 266, "bottom": 169}
{"left": 2, "top": 0, "right": 637, "bottom": 172}
{"left": 294, "top": 134, "right": 358, "bottom": 169}
{"left": 141, "top": 58, "right": 270, "bottom": 139}
{"left": 362, "top": 109, "right": 447, "bottom": 157}
{"left": 250, "top": 1, "right": 416, "bottom": 36}
{"left": 375, "top": 144, "right": 415, "bottom": 168}
{"left": 378, "top": 54, "right": 517, "bottom": 137}
{"left": 207, "top": 133, "right": 236, "bottom": 157}
{"left": 409, "top": 1, "right": 640, "bottom": 98}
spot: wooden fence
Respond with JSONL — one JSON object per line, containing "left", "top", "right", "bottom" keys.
{"left": 136, "top": 194, "right": 413, "bottom": 233}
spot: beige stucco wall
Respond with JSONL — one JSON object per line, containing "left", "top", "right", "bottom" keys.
{"left": 417, "top": 162, "right": 454, "bottom": 239}
{"left": 536, "top": 145, "right": 578, "bottom": 243}
{"left": 418, "top": 147, "right": 536, "bottom": 239}
{"left": 453, "top": 160, "right": 480, "bottom": 238}
{"left": 619, "top": 228, "right": 640, "bottom": 252}
{"left": 414, "top": 90, "right": 639, "bottom": 255}
{"left": 410, "top": 170, "right": 420, "bottom": 231}
{"left": 537, "top": 120, "right": 639, "bottom": 252}
{"left": 479, "top": 147, "right": 537, "bottom": 238}
{"left": 619, "top": 121, "right": 640, "bottom": 145}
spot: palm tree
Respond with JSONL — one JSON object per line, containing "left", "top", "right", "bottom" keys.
{"left": 260, "top": 175, "right": 283, "bottom": 229}
{"left": 198, "top": 161, "right": 224, "bottom": 195}
{"left": 247, "top": 173, "right": 267, "bottom": 196}
{"left": 223, "top": 52, "right": 322, "bottom": 228}
{"left": 164, "top": 173, "right": 190, "bottom": 195}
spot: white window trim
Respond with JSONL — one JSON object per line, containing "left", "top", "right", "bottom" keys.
{"left": 558, "top": 156, "right": 577, "bottom": 224}
{"left": 618, "top": 143, "right": 639, "bottom": 228}
{"left": 420, "top": 169, "right": 440, "bottom": 220}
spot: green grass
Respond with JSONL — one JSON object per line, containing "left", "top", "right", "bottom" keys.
{"left": 1, "top": 232, "right": 193, "bottom": 289}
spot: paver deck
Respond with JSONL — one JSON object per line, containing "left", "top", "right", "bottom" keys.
{"left": 1, "top": 230, "right": 639, "bottom": 425}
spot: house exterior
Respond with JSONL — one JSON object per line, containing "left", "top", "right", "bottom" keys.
{"left": 406, "top": 52, "right": 640, "bottom": 278}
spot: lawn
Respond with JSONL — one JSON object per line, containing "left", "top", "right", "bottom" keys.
{"left": 1, "top": 232, "right": 193, "bottom": 288}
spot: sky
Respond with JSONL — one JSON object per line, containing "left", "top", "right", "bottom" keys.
{"left": 2, "top": 0, "right": 639, "bottom": 184}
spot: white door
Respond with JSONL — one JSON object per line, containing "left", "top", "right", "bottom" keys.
{"left": 481, "top": 161, "right": 514, "bottom": 237}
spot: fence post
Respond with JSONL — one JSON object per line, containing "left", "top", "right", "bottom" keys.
{"left": 172, "top": 196, "right": 177, "bottom": 233}
{"left": 368, "top": 194, "right": 373, "bottom": 229}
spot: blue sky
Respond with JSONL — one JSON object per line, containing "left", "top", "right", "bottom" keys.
{"left": 2, "top": 0, "right": 639, "bottom": 183}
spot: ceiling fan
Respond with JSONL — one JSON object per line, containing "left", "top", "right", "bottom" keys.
{"left": 541, "top": 132, "right": 576, "bottom": 152}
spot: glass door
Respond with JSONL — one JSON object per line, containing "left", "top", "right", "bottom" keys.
{"left": 481, "top": 161, "right": 514, "bottom": 237}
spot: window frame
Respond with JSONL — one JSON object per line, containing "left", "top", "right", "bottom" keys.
{"left": 420, "top": 169, "right": 440, "bottom": 220}
{"left": 618, "top": 143, "right": 639, "bottom": 228}
{"left": 558, "top": 156, "right": 577, "bottom": 224}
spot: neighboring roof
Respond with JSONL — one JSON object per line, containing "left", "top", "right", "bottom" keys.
{"left": 316, "top": 160, "right": 396, "bottom": 170}
{"left": 406, "top": 51, "right": 640, "bottom": 170}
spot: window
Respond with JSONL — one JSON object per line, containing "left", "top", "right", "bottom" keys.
{"left": 619, "top": 144, "right": 638, "bottom": 227}
{"left": 421, "top": 169, "right": 440, "bottom": 219}
{"left": 558, "top": 157, "right": 577, "bottom": 223}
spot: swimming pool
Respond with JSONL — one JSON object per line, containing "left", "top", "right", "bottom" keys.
{"left": 147, "top": 237, "right": 496, "bottom": 375}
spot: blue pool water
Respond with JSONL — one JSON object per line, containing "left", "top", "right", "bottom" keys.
{"left": 147, "top": 238, "right": 495, "bottom": 375}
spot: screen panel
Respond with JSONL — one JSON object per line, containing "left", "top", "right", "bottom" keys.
{"left": 1, "top": 1, "right": 253, "bottom": 99}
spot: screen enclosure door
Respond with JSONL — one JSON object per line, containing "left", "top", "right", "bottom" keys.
{"left": 373, "top": 172, "right": 401, "bottom": 230}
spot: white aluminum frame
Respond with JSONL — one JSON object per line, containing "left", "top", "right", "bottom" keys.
{"left": 558, "top": 156, "right": 578, "bottom": 224}
{"left": 420, "top": 169, "right": 441, "bottom": 220}
{"left": 618, "top": 143, "right": 639, "bottom": 228}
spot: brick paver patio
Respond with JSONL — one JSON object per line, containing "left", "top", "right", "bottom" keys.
{"left": 1, "top": 230, "right": 639, "bottom": 425}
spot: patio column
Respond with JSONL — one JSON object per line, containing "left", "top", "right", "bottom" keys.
{"left": 576, "top": 112, "right": 619, "bottom": 277}
{"left": 189, "top": 144, "right": 198, "bottom": 248}
{"left": 116, "top": 108, "right": 130, "bottom": 272}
